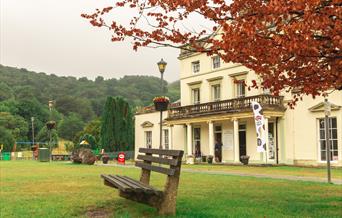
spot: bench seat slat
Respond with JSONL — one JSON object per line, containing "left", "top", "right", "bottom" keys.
{"left": 119, "top": 176, "right": 162, "bottom": 195}
{"left": 137, "top": 155, "right": 179, "bottom": 166}
{"left": 108, "top": 175, "right": 143, "bottom": 192}
{"left": 135, "top": 161, "right": 175, "bottom": 176}
{"left": 101, "top": 175, "right": 132, "bottom": 192}
{"left": 139, "top": 148, "right": 183, "bottom": 157}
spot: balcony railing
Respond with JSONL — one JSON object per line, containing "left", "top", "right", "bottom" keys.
{"left": 168, "top": 94, "right": 285, "bottom": 120}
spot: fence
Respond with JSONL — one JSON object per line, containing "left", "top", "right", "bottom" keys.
{"left": 0, "top": 150, "right": 135, "bottom": 161}
{"left": 0, "top": 151, "right": 34, "bottom": 160}
{"left": 99, "top": 151, "right": 135, "bottom": 160}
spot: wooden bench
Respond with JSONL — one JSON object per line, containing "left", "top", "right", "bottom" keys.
{"left": 101, "top": 148, "right": 184, "bottom": 215}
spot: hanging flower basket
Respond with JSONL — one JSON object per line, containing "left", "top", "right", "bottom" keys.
{"left": 46, "top": 121, "right": 56, "bottom": 130}
{"left": 153, "top": 96, "right": 170, "bottom": 111}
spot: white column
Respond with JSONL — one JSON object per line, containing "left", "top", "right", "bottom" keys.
{"left": 233, "top": 119, "right": 240, "bottom": 163}
{"left": 187, "top": 123, "right": 192, "bottom": 156}
{"left": 208, "top": 121, "right": 214, "bottom": 157}
{"left": 168, "top": 125, "right": 173, "bottom": 150}
{"left": 264, "top": 117, "right": 269, "bottom": 163}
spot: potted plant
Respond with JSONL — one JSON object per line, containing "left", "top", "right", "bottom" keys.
{"left": 102, "top": 154, "right": 109, "bottom": 164}
{"left": 207, "top": 155, "right": 214, "bottom": 164}
{"left": 186, "top": 155, "right": 194, "bottom": 164}
{"left": 153, "top": 96, "right": 170, "bottom": 111}
{"left": 240, "top": 155, "right": 250, "bottom": 165}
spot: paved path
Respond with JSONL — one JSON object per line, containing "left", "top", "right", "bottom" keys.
{"left": 96, "top": 163, "right": 342, "bottom": 185}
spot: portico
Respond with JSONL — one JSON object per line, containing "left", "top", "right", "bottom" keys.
{"left": 166, "top": 95, "right": 285, "bottom": 164}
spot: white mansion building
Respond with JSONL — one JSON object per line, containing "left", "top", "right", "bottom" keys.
{"left": 135, "top": 48, "right": 342, "bottom": 166}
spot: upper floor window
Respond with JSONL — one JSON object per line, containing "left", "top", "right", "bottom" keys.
{"left": 192, "top": 61, "right": 200, "bottom": 74}
{"left": 212, "top": 56, "right": 221, "bottom": 69}
{"left": 212, "top": 84, "right": 221, "bottom": 101}
{"left": 236, "top": 80, "right": 245, "bottom": 98}
{"left": 192, "top": 88, "right": 200, "bottom": 104}
{"left": 145, "top": 131, "right": 152, "bottom": 148}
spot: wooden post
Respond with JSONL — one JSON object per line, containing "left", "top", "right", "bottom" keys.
{"left": 158, "top": 151, "right": 183, "bottom": 215}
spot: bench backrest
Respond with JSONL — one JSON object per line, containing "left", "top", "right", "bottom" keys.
{"left": 136, "top": 148, "right": 184, "bottom": 176}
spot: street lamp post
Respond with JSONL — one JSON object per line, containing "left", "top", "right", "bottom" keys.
{"left": 31, "top": 117, "right": 35, "bottom": 160}
{"left": 324, "top": 98, "right": 332, "bottom": 183}
{"left": 157, "top": 59, "right": 167, "bottom": 150}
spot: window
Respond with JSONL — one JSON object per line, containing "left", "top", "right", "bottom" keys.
{"left": 236, "top": 80, "right": 245, "bottom": 98}
{"left": 192, "top": 61, "right": 200, "bottom": 74}
{"left": 212, "top": 56, "right": 220, "bottom": 69}
{"left": 192, "top": 88, "right": 200, "bottom": 104}
{"left": 163, "top": 129, "right": 169, "bottom": 149}
{"left": 319, "top": 118, "right": 338, "bottom": 161}
{"left": 145, "top": 131, "right": 152, "bottom": 148}
{"left": 193, "top": 127, "right": 201, "bottom": 157}
{"left": 211, "top": 84, "right": 221, "bottom": 101}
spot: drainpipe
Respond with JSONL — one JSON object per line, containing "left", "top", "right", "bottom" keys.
{"left": 276, "top": 117, "right": 279, "bottom": 164}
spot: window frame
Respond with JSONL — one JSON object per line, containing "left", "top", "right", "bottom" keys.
{"left": 145, "top": 131, "right": 152, "bottom": 148}
{"left": 236, "top": 80, "right": 246, "bottom": 98}
{"left": 317, "top": 117, "right": 338, "bottom": 162}
{"left": 212, "top": 56, "right": 221, "bottom": 69}
{"left": 192, "top": 88, "right": 201, "bottom": 104}
{"left": 211, "top": 84, "right": 221, "bottom": 102}
{"left": 192, "top": 61, "right": 200, "bottom": 74}
{"left": 163, "top": 129, "right": 169, "bottom": 150}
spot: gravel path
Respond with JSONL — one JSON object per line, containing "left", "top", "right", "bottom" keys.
{"left": 96, "top": 163, "right": 342, "bottom": 185}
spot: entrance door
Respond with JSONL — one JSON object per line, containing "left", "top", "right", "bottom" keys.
{"left": 214, "top": 125, "right": 222, "bottom": 162}
{"left": 239, "top": 124, "right": 247, "bottom": 159}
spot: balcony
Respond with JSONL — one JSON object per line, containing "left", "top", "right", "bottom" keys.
{"left": 168, "top": 94, "right": 286, "bottom": 120}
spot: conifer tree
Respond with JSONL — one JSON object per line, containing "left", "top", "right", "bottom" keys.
{"left": 100, "top": 96, "right": 133, "bottom": 152}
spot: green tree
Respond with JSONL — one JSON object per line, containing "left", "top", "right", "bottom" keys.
{"left": 0, "top": 112, "right": 28, "bottom": 142}
{"left": 100, "top": 96, "right": 134, "bottom": 152}
{"left": 0, "top": 82, "right": 14, "bottom": 101}
{"left": 36, "top": 126, "right": 59, "bottom": 148}
{"left": 0, "top": 127, "right": 15, "bottom": 152}
{"left": 55, "top": 96, "right": 95, "bottom": 122}
{"left": 58, "top": 113, "right": 85, "bottom": 141}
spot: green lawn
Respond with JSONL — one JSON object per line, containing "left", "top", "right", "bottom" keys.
{"left": 0, "top": 161, "right": 341, "bottom": 218}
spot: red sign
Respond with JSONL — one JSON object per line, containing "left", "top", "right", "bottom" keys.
{"left": 118, "top": 152, "right": 125, "bottom": 164}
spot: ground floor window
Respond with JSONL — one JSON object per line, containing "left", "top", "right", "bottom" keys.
{"left": 145, "top": 131, "right": 152, "bottom": 148}
{"left": 268, "top": 122, "right": 275, "bottom": 160}
{"left": 163, "top": 129, "right": 169, "bottom": 149}
{"left": 319, "top": 117, "right": 338, "bottom": 161}
{"left": 193, "top": 127, "right": 201, "bottom": 157}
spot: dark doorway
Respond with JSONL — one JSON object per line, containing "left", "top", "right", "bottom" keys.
{"left": 214, "top": 125, "right": 222, "bottom": 162}
{"left": 239, "top": 124, "right": 247, "bottom": 159}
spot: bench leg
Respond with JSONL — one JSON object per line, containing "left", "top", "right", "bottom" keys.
{"left": 157, "top": 176, "right": 180, "bottom": 216}
{"left": 119, "top": 190, "right": 162, "bottom": 208}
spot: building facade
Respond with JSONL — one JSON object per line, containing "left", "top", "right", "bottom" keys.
{"left": 135, "top": 49, "right": 342, "bottom": 166}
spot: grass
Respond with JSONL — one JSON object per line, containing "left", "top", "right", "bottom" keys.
{"left": 182, "top": 164, "right": 342, "bottom": 179}
{"left": 0, "top": 161, "right": 341, "bottom": 218}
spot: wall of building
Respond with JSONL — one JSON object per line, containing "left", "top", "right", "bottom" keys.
{"left": 134, "top": 111, "right": 185, "bottom": 157}
{"left": 281, "top": 93, "right": 342, "bottom": 166}
{"left": 180, "top": 52, "right": 261, "bottom": 106}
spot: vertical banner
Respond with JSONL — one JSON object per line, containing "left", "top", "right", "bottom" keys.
{"left": 251, "top": 102, "right": 266, "bottom": 152}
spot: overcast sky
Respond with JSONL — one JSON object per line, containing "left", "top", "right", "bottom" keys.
{"left": 0, "top": 0, "right": 186, "bottom": 82}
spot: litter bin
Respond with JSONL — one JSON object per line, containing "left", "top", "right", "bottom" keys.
{"left": 38, "top": 148, "right": 50, "bottom": 162}
{"left": 1, "top": 152, "right": 11, "bottom": 161}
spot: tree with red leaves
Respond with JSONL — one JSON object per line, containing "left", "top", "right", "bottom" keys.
{"left": 82, "top": 0, "right": 342, "bottom": 104}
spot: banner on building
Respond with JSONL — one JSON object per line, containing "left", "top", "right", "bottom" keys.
{"left": 251, "top": 102, "right": 266, "bottom": 152}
